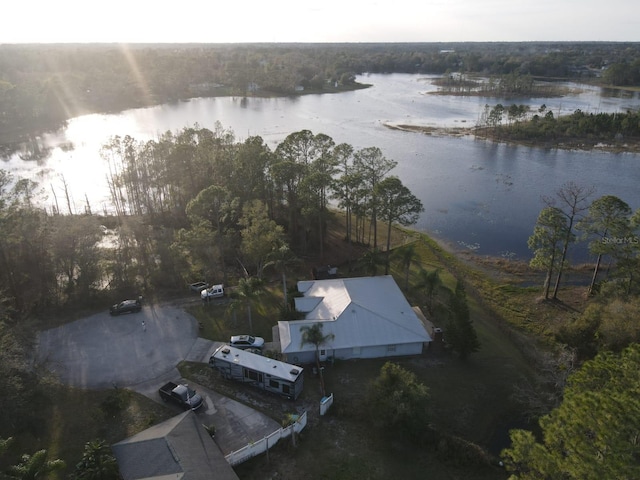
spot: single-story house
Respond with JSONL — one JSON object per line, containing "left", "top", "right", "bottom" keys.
{"left": 277, "top": 275, "right": 432, "bottom": 364}
{"left": 112, "top": 410, "right": 238, "bottom": 480}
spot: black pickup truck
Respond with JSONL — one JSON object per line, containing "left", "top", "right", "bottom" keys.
{"left": 159, "top": 381, "right": 204, "bottom": 410}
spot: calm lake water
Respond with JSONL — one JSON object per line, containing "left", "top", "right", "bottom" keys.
{"left": 3, "top": 74, "right": 640, "bottom": 261}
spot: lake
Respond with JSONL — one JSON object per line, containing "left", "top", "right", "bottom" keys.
{"left": 3, "top": 73, "right": 640, "bottom": 261}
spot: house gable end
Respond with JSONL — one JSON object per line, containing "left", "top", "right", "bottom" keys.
{"left": 294, "top": 296, "right": 323, "bottom": 313}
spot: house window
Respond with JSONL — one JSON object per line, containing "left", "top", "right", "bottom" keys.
{"left": 282, "top": 384, "right": 291, "bottom": 395}
{"left": 269, "top": 379, "right": 279, "bottom": 389}
{"left": 387, "top": 345, "right": 396, "bottom": 352}
{"left": 320, "top": 349, "right": 326, "bottom": 356}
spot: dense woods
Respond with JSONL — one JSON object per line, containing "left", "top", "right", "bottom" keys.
{"left": 1, "top": 126, "right": 421, "bottom": 319}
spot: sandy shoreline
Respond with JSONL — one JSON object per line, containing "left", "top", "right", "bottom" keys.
{"left": 383, "top": 122, "right": 640, "bottom": 154}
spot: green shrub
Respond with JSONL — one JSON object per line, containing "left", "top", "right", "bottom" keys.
{"left": 100, "top": 388, "right": 129, "bottom": 417}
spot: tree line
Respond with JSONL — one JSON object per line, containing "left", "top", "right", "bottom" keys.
{"left": 528, "top": 183, "right": 640, "bottom": 302}
{"left": 477, "top": 103, "right": 640, "bottom": 148}
{"left": 103, "top": 126, "right": 423, "bottom": 280}
{"left": 527, "top": 183, "right": 640, "bottom": 357}
{"left": 530, "top": 186, "right": 640, "bottom": 360}
{"left": 1, "top": 126, "right": 422, "bottom": 317}
{"left": 602, "top": 58, "right": 640, "bottom": 86}
{"left": 2, "top": 42, "right": 639, "bottom": 140}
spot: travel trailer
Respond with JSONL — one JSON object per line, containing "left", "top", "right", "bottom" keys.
{"left": 209, "top": 345, "right": 304, "bottom": 400}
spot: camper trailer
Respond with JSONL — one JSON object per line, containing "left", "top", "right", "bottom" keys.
{"left": 209, "top": 345, "right": 304, "bottom": 400}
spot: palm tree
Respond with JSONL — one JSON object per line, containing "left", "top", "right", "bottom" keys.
{"left": 300, "top": 322, "right": 335, "bottom": 396}
{"left": 416, "top": 267, "right": 442, "bottom": 316}
{"left": 74, "top": 439, "right": 119, "bottom": 480}
{"left": 265, "top": 243, "right": 300, "bottom": 308}
{"left": 357, "top": 248, "right": 385, "bottom": 276}
{"left": 393, "top": 243, "right": 419, "bottom": 290}
{"left": 7, "top": 450, "right": 66, "bottom": 480}
{"left": 230, "top": 276, "right": 264, "bottom": 334}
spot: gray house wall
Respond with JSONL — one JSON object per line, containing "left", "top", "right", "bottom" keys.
{"left": 285, "top": 341, "right": 424, "bottom": 365}
{"left": 286, "top": 351, "right": 316, "bottom": 364}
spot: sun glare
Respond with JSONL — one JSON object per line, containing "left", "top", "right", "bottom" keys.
{"left": 118, "top": 45, "right": 154, "bottom": 106}
{"left": 2, "top": 1, "right": 639, "bottom": 44}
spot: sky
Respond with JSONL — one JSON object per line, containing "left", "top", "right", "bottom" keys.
{"left": 2, "top": 0, "right": 639, "bottom": 44}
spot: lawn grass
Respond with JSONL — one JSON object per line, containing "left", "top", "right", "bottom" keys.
{"left": 186, "top": 283, "right": 284, "bottom": 345}
{"left": 232, "top": 349, "right": 512, "bottom": 479}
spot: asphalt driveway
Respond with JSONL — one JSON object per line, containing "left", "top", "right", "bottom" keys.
{"left": 37, "top": 302, "right": 202, "bottom": 389}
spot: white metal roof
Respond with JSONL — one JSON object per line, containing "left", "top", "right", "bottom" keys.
{"left": 211, "top": 345, "right": 303, "bottom": 382}
{"left": 281, "top": 276, "right": 431, "bottom": 354}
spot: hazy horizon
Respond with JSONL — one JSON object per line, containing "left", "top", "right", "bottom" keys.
{"left": 3, "top": 0, "right": 639, "bottom": 44}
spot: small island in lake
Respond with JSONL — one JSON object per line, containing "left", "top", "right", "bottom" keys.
{"left": 387, "top": 101, "right": 640, "bottom": 153}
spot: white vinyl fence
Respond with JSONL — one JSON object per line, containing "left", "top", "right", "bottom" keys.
{"left": 320, "top": 393, "right": 334, "bottom": 416}
{"left": 225, "top": 411, "right": 308, "bottom": 466}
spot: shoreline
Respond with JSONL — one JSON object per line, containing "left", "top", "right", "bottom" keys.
{"left": 384, "top": 123, "right": 640, "bottom": 154}
{"left": 413, "top": 226, "right": 594, "bottom": 288}
{"left": 0, "top": 82, "right": 372, "bottom": 146}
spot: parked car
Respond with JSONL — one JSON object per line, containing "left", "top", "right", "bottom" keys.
{"left": 230, "top": 334, "right": 265, "bottom": 350}
{"left": 159, "top": 381, "right": 203, "bottom": 410}
{"left": 312, "top": 264, "right": 339, "bottom": 280}
{"left": 201, "top": 284, "right": 224, "bottom": 301}
{"left": 189, "top": 281, "right": 209, "bottom": 293}
{"left": 110, "top": 299, "right": 141, "bottom": 316}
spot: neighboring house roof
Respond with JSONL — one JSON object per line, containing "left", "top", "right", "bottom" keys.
{"left": 112, "top": 410, "right": 238, "bottom": 480}
{"left": 280, "top": 276, "right": 431, "bottom": 354}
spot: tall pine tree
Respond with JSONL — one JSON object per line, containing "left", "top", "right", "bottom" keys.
{"left": 446, "top": 280, "right": 480, "bottom": 360}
